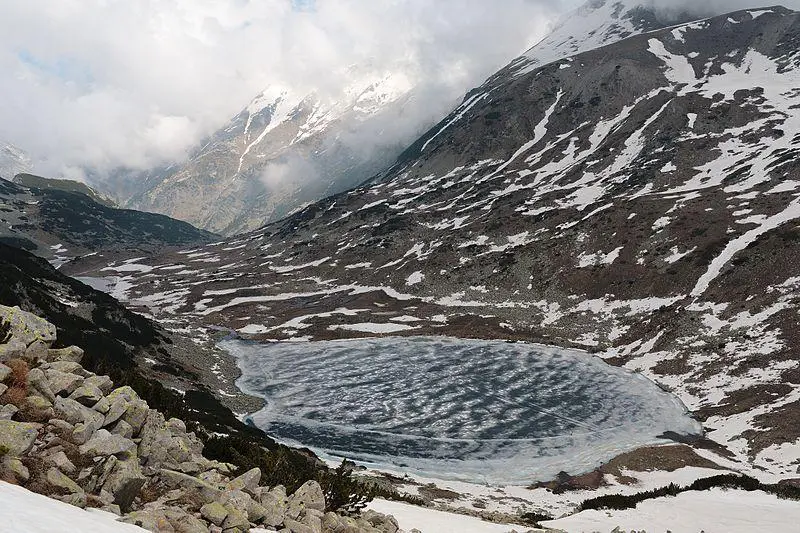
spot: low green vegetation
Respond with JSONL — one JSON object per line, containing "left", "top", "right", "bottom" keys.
{"left": 578, "top": 474, "right": 800, "bottom": 512}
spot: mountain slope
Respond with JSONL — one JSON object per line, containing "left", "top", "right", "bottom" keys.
{"left": 0, "top": 176, "right": 216, "bottom": 265}
{"left": 112, "top": 69, "right": 419, "bottom": 235}
{"left": 71, "top": 6, "right": 800, "bottom": 481}
{"left": 0, "top": 141, "right": 32, "bottom": 179}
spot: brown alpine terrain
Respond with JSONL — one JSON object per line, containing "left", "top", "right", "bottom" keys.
{"left": 67, "top": 4, "right": 800, "bottom": 484}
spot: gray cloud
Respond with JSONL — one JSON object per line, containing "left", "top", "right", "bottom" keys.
{"left": 639, "top": 0, "right": 798, "bottom": 18}
{"left": 1, "top": 0, "right": 796, "bottom": 182}
{"left": 0, "top": 0, "right": 563, "bottom": 179}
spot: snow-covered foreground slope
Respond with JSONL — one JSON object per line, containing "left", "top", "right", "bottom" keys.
{"left": 543, "top": 488, "right": 800, "bottom": 533}
{"left": 0, "top": 481, "right": 146, "bottom": 533}
{"left": 369, "top": 499, "right": 526, "bottom": 533}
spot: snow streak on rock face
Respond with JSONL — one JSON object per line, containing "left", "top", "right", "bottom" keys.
{"left": 225, "top": 337, "right": 701, "bottom": 484}
{"left": 118, "top": 68, "right": 417, "bottom": 235}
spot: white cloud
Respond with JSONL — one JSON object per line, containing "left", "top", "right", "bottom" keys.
{"left": 0, "top": 0, "right": 562, "bottom": 177}
{"left": 1, "top": 0, "right": 795, "bottom": 180}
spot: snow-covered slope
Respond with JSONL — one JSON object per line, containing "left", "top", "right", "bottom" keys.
{"left": 543, "top": 487, "right": 800, "bottom": 533}
{"left": 510, "top": 0, "right": 680, "bottom": 76}
{"left": 0, "top": 481, "right": 146, "bottom": 533}
{"left": 116, "top": 67, "right": 418, "bottom": 235}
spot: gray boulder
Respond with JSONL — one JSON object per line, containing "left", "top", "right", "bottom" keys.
{"left": 102, "top": 454, "right": 146, "bottom": 512}
{"left": 78, "top": 429, "right": 135, "bottom": 457}
{"left": 289, "top": 480, "right": 326, "bottom": 513}
{"left": 226, "top": 466, "right": 261, "bottom": 494}
{"left": 46, "top": 346, "right": 84, "bottom": 364}
{"left": 45, "top": 466, "right": 83, "bottom": 494}
{"left": 69, "top": 383, "right": 104, "bottom": 406}
{"left": 0, "top": 362, "right": 12, "bottom": 382}
{"left": 0, "top": 420, "right": 41, "bottom": 455}
{"left": 0, "top": 305, "right": 57, "bottom": 346}
{"left": 45, "top": 369, "right": 83, "bottom": 396}
{"left": 201, "top": 501, "right": 229, "bottom": 526}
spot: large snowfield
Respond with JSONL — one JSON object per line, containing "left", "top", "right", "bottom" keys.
{"left": 0, "top": 481, "right": 146, "bottom": 533}
{"left": 542, "top": 488, "right": 800, "bottom": 533}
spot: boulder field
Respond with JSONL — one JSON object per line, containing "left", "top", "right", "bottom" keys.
{"left": 0, "top": 305, "right": 403, "bottom": 533}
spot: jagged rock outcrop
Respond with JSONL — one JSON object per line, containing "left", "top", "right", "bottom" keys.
{"left": 0, "top": 305, "right": 403, "bottom": 533}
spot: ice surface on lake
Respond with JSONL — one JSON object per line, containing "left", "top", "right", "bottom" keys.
{"left": 223, "top": 336, "right": 702, "bottom": 484}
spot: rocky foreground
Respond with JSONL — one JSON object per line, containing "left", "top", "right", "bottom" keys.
{"left": 0, "top": 304, "right": 412, "bottom": 533}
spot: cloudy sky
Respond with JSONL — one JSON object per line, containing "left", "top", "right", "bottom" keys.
{"left": 0, "top": 0, "right": 794, "bottom": 180}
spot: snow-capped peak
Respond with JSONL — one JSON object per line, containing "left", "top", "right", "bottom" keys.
{"left": 510, "top": 0, "right": 671, "bottom": 76}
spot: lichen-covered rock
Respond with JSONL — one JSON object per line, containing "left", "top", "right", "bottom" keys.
{"left": 44, "top": 369, "right": 83, "bottom": 396}
{"left": 0, "top": 339, "right": 26, "bottom": 362}
{"left": 78, "top": 429, "right": 135, "bottom": 457}
{"left": 27, "top": 367, "right": 56, "bottom": 402}
{"left": 46, "top": 346, "right": 84, "bottom": 364}
{"left": 0, "top": 419, "right": 41, "bottom": 455}
{"left": 103, "top": 453, "right": 146, "bottom": 512}
{"left": 0, "top": 362, "right": 12, "bottom": 382}
{"left": 69, "top": 382, "right": 104, "bottom": 406}
{"left": 226, "top": 467, "right": 261, "bottom": 494}
{"left": 45, "top": 466, "right": 83, "bottom": 495}
{"left": 0, "top": 305, "right": 57, "bottom": 347}
{"left": 201, "top": 501, "right": 229, "bottom": 526}
{"left": 289, "top": 480, "right": 326, "bottom": 513}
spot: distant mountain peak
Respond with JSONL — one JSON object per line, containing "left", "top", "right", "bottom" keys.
{"left": 0, "top": 142, "right": 33, "bottom": 180}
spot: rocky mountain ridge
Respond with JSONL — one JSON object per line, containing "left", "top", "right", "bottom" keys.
{"left": 67, "top": 5, "right": 800, "bottom": 485}
{"left": 109, "top": 67, "right": 422, "bottom": 236}
{"left": 0, "top": 175, "right": 215, "bottom": 265}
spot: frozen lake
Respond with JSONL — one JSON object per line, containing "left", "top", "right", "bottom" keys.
{"left": 222, "top": 336, "right": 702, "bottom": 484}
